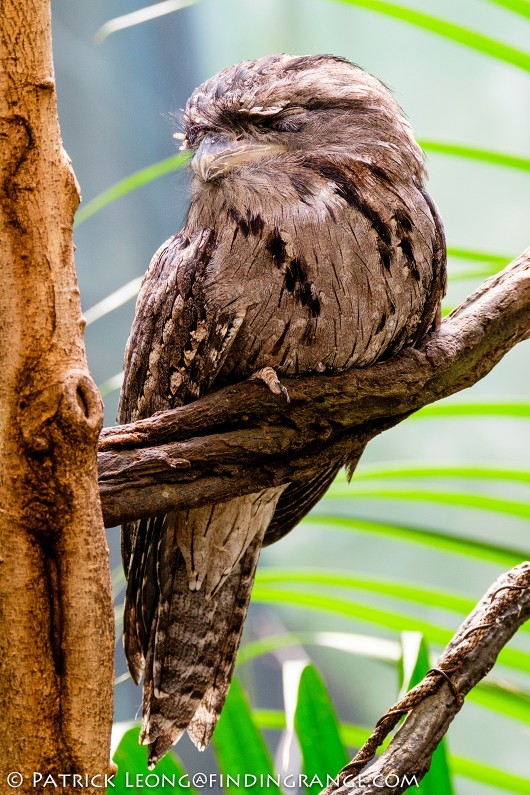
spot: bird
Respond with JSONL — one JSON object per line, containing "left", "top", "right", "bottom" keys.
{"left": 118, "top": 53, "right": 447, "bottom": 767}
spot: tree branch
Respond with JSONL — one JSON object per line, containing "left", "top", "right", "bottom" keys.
{"left": 98, "top": 247, "right": 530, "bottom": 527}
{"left": 320, "top": 562, "right": 530, "bottom": 794}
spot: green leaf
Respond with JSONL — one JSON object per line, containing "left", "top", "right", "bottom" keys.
{"left": 399, "top": 633, "right": 455, "bottom": 795}
{"left": 419, "top": 140, "right": 530, "bottom": 172}
{"left": 256, "top": 707, "right": 376, "bottom": 751}
{"left": 294, "top": 665, "right": 349, "bottom": 793}
{"left": 447, "top": 248, "right": 512, "bottom": 267}
{"left": 98, "top": 371, "right": 124, "bottom": 397}
{"left": 111, "top": 564, "right": 126, "bottom": 601}
{"left": 238, "top": 630, "right": 401, "bottom": 666}
{"left": 451, "top": 756, "right": 530, "bottom": 795}
{"left": 348, "top": 462, "right": 530, "bottom": 486}
{"left": 415, "top": 401, "right": 530, "bottom": 420}
{"left": 483, "top": 0, "right": 530, "bottom": 20}
{"left": 213, "top": 679, "right": 282, "bottom": 795}
{"left": 449, "top": 267, "right": 501, "bottom": 282}
{"left": 85, "top": 278, "right": 142, "bottom": 326}
{"left": 114, "top": 601, "right": 124, "bottom": 629}
{"left": 112, "top": 726, "right": 195, "bottom": 794}
{"left": 303, "top": 515, "right": 528, "bottom": 568}
{"left": 471, "top": 681, "right": 530, "bottom": 724}
{"left": 74, "top": 152, "right": 190, "bottom": 227}
{"left": 254, "top": 708, "right": 287, "bottom": 731}
{"left": 95, "top": 0, "right": 202, "bottom": 43}
{"left": 332, "top": 0, "right": 530, "bottom": 72}
{"left": 251, "top": 586, "right": 530, "bottom": 675}
{"left": 446, "top": 247, "right": 512, "bottom": 282}
{"left": 255, "top": 569, "right": 477, "bottom": 618}
{"left": 325, "top": 485, "right": 530, "bottom": 522}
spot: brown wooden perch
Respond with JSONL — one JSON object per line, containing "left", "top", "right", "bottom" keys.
{"left": 98, "top": 247, "right": 530, "bottom": 528}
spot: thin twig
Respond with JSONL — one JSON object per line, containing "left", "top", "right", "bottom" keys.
{"left": 321, "top": 563, "right": 530, "bottom": 795}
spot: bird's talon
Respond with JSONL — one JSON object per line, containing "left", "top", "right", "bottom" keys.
{"left": 250, "top": 367, "right": 289, "bottom": 402}
{"left": 278, "top": 382, "right": 290, "bottom": 403}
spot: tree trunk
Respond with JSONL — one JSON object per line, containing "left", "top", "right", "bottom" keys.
{"left": 0, "top": 1, "right": 114, "bottom": 791}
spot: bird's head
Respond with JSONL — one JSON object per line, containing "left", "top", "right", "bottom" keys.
{"left": 179, "top": 54, "right": 425, "bottom": 186}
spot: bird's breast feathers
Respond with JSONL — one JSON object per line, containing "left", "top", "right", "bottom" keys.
{"left": 184, "top": 156, "right": 443, "bottom": 379}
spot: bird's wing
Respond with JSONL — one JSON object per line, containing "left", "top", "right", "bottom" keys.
{"left": 119, "top": 228, "right": 245, "bottom": 424}
{"left": 119, "top": 228, "right": 246, "bottom": 679}
{"left": 119, "top": 228, "right": 246, "bottom": 565}
{"left": 264, "top": 462, "right": 344, "bottom": 546}
{"left": 417, "top": 186, "right": 447, "bottom": 334}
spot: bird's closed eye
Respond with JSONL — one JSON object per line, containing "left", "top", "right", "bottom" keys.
{"left": 269, "top": 117, "right": 304, "bottom": 133}
{"left": 250, "top": 113, "right": 305, "bottom": 134}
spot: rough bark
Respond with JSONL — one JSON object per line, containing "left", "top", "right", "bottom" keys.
{"left": 321, "top": 562, "right": 530, "bottom": 794}
{"left": 98, "top": 247, "right": 530, "bottom": 527}
{"left": 0, "top": 1, "right": 114, "bottom": 791}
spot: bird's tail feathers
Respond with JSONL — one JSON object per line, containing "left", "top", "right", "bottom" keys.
{"left": 140, "top": 529, "right": 265, "bottom": 767}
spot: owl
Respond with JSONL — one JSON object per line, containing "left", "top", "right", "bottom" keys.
{"left": 118, "top": 53, "right": 446, "bottom": 767}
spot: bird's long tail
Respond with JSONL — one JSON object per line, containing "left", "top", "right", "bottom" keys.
{"left": 141, "top": 529, "right": 263, "bottom": 766}
{"left": 124, "top": 488, "right": 283, "bottom": 768}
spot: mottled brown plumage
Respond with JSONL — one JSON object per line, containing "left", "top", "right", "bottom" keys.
{"left": 118, "top": 53, "right": 446, "bottom": 766}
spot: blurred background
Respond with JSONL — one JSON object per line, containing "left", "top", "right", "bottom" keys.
{"left": 52, "top": 2, "right": 530, "bottom": 793}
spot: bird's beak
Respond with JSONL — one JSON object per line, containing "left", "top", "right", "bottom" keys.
{"left": 191, "top": 133, "right": 284, "bottom": 182}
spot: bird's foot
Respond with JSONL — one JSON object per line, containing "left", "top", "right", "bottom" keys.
{"left": 250, "top": 367, "right": 290, "bottom": 403}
